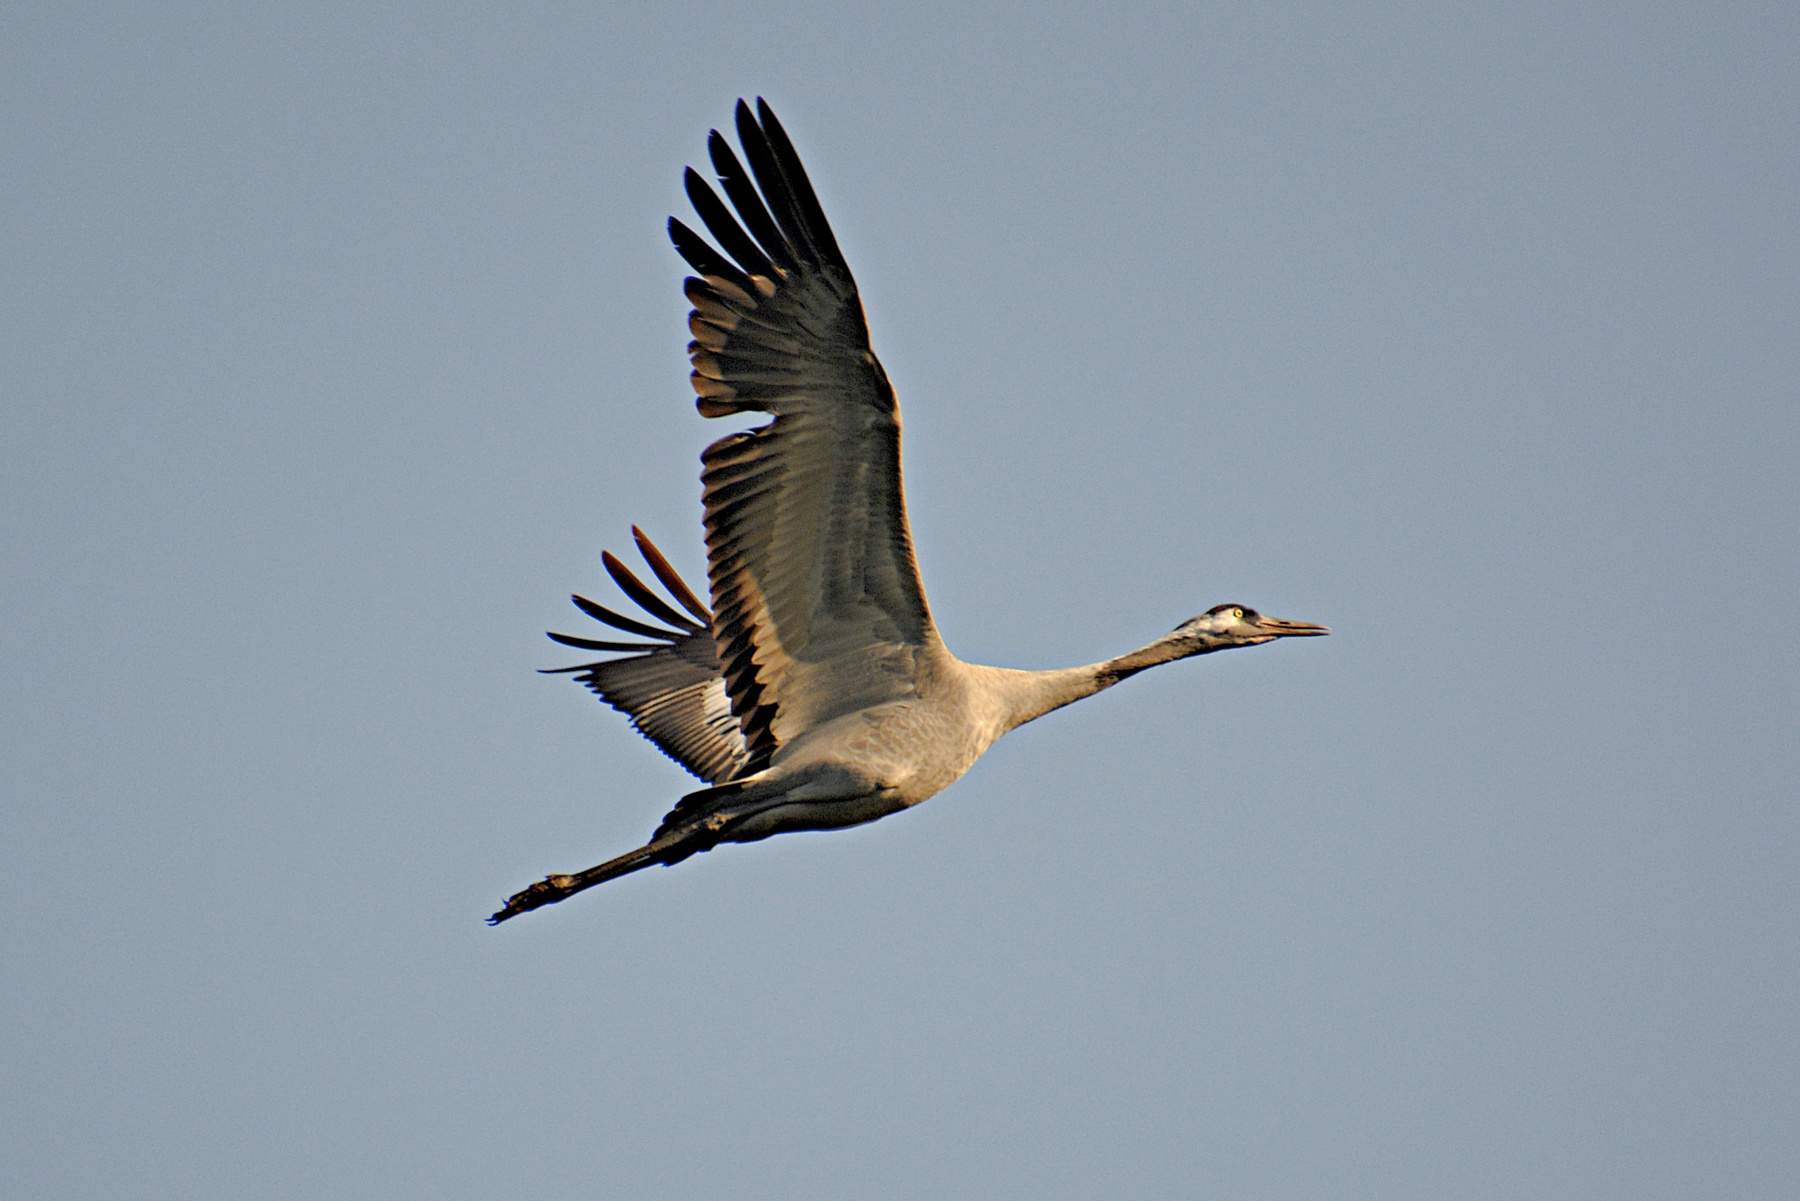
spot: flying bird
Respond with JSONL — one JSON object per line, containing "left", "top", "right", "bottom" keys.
{"left": 490, "top": 100, "right": 1326, "bottom": 923}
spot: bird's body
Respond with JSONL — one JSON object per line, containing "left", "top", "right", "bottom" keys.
{"left": 490, "top": 101, "right": 1325, "bottom": 923}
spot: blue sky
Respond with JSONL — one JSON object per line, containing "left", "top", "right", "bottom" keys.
{"left": 4, "top": 4, "right": 1796, "bottom": 1197}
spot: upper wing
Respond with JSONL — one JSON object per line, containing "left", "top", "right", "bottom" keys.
{"left": 672, "top": 99, "right": 937, "bottom": 771}
{"left": 543, "top": 527, "right": 751, "bottom": 785}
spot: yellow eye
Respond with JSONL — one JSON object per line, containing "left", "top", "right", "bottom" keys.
{"left": 1232, "top": 607, "right": 1245, "bottom": 619}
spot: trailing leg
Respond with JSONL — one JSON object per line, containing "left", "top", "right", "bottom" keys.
{"left": 486, "top": 822, "right": 720, "bottom": 924}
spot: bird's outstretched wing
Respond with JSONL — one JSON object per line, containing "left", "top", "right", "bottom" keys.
{"left": 673, "top": 99, "right": 937, "bottom": 772}
{"left": 543, "top": 527, "right": 750, "bottom": 785}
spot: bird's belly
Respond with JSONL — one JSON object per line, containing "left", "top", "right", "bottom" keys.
{"left": 775, "top": 698, "right": 997, "bottom": 809}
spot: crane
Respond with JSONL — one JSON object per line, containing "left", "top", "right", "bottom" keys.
{"left": 490, "top": 100, "right": 1326, "bottom": 923}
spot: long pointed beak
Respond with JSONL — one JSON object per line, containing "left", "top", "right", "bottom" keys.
{"left": 1255, "top": 615, "right": 1329, "bottom": 637}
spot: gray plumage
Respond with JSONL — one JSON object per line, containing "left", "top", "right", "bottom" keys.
{"left": 491, "top": 100, "right": 1326, "bottom": 924}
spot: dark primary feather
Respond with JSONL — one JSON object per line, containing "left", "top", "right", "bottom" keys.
{"left": 569, "top": 592, "right": 673, "bottom": 641}
{"left": 603, "top": 550, "right": 705, "bottom": 633}
{"left": 632, "top": 525, "right": 711, "bottom": 624}
{"left": 751, "top": 100, "right": 848, "bottom": 269}
{"left": 546, "top": 631, "right": 657, "bottom": 653}
{"left": 684, "top": 167, "right": 777, "bottom": 282}
{"left": 668, "top": 218, "right": 755, "bottom": 300}
{"left": 544, "top": 531, "right": 749, "bottom": 785}
{"left": 709, "top": 130, "right": 797, "bottom": 272}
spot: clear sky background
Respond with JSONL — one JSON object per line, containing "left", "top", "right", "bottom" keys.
{"left": 5, "top": 4, "right": 1796, "bottom": 1198}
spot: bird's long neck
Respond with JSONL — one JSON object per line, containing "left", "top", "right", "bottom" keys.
{"left": 963, "top": 630, "right": 1210, "bottom": 736}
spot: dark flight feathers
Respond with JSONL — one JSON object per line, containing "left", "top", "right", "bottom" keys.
{"left": 543, "top": 528, "right": 749, "bottom": 785}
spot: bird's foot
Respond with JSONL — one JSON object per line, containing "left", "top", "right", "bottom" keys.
{"left": 487, "top": 874, "right": 579, "bottom": 925}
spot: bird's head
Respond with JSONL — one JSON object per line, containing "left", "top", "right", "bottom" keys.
{"left": 1173, "top": 604, "right": 1329, "bottom": 651}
